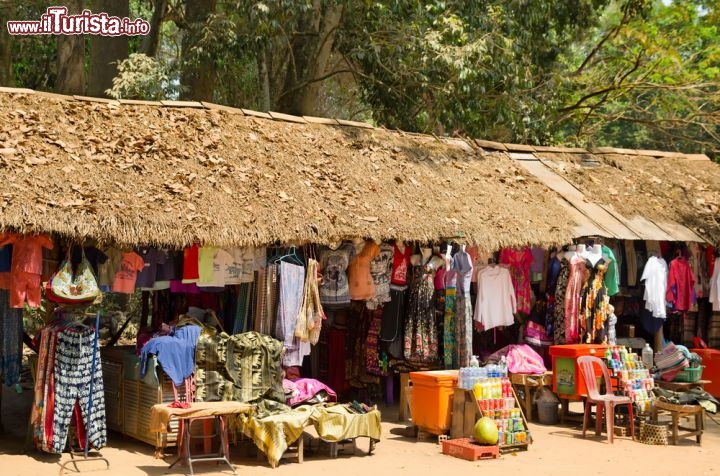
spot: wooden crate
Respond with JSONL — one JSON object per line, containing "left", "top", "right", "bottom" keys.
{"left": 449, "top": 387, "right": 531, "bottom": 453}
{"left": 101, "top": 346, "right": 188, "bottom": 449}
{"left": 441, "top": 438, "right": 499, "bottom": 461}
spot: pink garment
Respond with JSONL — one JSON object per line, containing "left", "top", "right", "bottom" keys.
{"left": 434, "top": 266, "right": 447, "bottom": 290}
{"left": 564, "top": 256, "right": 586, "bottom": 344}
{"left": 282, "top": 378, "right": 337, "bottom": 406}
{"left": 112, "top": 252, "right": 145, "bottom": 293}
{"left": 169, "top": 280, "right": 200, "bottom": 293}
{"left": 666, "top": 257, "right": 696, "bottom": 312}
{"left": 499, "top": 247, "right": 533, "bottom": 315}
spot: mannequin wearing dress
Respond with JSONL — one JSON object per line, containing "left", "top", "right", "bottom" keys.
{"left": 404, "top": 246, "right": 439, "bottom": 363}
{"left": 584, "top": 244, "right": 604, "bottom": 266}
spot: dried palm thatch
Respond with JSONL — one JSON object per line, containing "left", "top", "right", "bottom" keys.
{"left": 535, "top": 151, "right": 720, "bottom": 243}
{"left": 0, "top": 90, "right": 576, "bottom": 252}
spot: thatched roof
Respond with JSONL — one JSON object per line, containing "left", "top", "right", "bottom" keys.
{"left": 0, "top": 88, "right": 577, "bottom": 252}
{"left": 480, "top": 146, "right": 719, "bottom": 244}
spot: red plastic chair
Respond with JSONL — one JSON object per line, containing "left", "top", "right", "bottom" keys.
{"left": 577, "top": 355, "right": 635, "bottom": 443}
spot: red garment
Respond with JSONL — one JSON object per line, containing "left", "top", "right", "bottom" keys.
{"left": 499, "top": 247, "right": 534, "bottom": 315}
{"left": 390, "top": 244, "right": 411, "bottom": 286}
{"left": 0, "top": 233, "right": 53, "bottom": 274}
{"left": 10, "top": 271, "right": 41, "bottom": 308}
{"left": 182, "top": 244, "right": 200, "bottom": 282}
{"left": 708, "top": 245, "right": 716, "bottom": 278}
{"left": 666, "top": 257, "right": 695, "bottom": 312}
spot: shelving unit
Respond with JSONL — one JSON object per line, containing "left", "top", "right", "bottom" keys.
{"left": 450, "top": 387, "right": 530, "bottom": 453}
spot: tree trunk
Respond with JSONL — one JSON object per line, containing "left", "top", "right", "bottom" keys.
{"left": 88, "top": 0, "right": 129, "bottom": 97}
{"left": 275, "top": 1, "right": 343, "bottom": 116}
{"left": 0, "top": 0, "right": 14, "bottom": 87}
{"left": 140, "top": 0, "right": 167, "bottom": 57}
{"left": 56, "top": 0, "right": 85, "bottom": 95}
{"left": 257, "top": 40, "right": 271, "bottom": 111}
{"left": 179, "top": 0, "right": 217, "bottom": 101}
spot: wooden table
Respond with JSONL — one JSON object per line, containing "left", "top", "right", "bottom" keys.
{"left": 509, "top": 371, "right": 553, "bottom": 422}
{"left": 654, "top": 379, "right": 711, "bottom": 393}
{"left": 150, "top": 402, "right": 254, "bottom": 475}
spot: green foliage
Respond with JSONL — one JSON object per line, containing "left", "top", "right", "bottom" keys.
{"left": 11, "top": 1, "right": 56, "bottom": 90}
{"left": 338, "top": 0, "right": 611, "bottom": 142}
{"left": 555, "top": 0, "right": 720, "bottom": 158}
{"left": 105, "top": 52, "right": 178, "bottom": 100}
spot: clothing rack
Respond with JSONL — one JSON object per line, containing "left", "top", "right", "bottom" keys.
{"left": 59, "top": 311, "right": 109, "bottom": 475}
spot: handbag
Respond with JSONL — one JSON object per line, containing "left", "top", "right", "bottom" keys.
{"left": 45, "top": 250, "right": 101, "bottom": 305}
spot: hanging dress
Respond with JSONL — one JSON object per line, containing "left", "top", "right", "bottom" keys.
{"left": 564, "top": 255, "right": 586, "bottom": 344}
{"left": 552, "top": 258, "right": 570, "bottom": 344}
{"left": 404, "top": 258, "right": 438, "bottom": 364}
{"left": 453, "top": 250, "right": 474, "bottom": 369}
{"left": 499, "top": 248, "right": 534, "bottom": 315}
{"left": 443, "top": 267, "right": 457, "bottom": 369}
{"left": 580, "top": 258, "right": 609, "bottom": 343}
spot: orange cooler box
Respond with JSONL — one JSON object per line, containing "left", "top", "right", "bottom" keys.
{"left": 550, "top": 344, "right": 607, "bottom": 399}
{"left": 691, "top": 348, "right": 720, "bottom": 397}
{"left": 409, "top": 370, "right": 458, "bottom": 435}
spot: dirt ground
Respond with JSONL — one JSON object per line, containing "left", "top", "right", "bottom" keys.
{"left": 1, "top": 380, "right": 718, "bottom": 476}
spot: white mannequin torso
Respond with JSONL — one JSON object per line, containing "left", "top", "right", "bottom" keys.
{"left": 585, "top": 244, "right": 603, "bottom": 266}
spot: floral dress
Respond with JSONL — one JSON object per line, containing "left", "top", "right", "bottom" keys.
{"left": 404, "top": 262, "right": 438, "bottom": 364}
{"left": 552, "top": 258, "right": 570, "bottom": 344}
{"left": 580, "top": 258, "right": 609, "bottom": 343}
{"left": 499, "top": 247, "right": 534, "bottom": 315}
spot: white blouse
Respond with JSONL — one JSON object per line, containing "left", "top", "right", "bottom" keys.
{"left": 474, "top": 266, "right": 516, "bottom": 330}
{"left": 640, "top": 256, "right": 668, "bottom": 318}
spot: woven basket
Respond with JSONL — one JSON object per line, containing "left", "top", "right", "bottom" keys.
{"left": 639, "top": 421, "right": 668, "bottom": 446}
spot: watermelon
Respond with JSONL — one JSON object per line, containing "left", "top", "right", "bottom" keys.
{"left": 473, "top": 417, "right": 499, "bottom": 445}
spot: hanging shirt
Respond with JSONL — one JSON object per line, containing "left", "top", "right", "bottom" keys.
{"left": 112, "top": 252, "right": 145, "bottom": 293}
{"left": 135, "top": 247, "right": 167, "bottom": 289}
{"left": 710, "top": 257, "right": 720, "bottom": 312}
{"left": 390, "top": 243, "right": 411, "bottom": 288}
{"left": 453, "top": 250, "right": 474, "bottom": 295}
{"left": 0, "top": 233, "right": 53, "bottom": 275}
{"left": 222, "top": 248, "right": 244, "bottom": 285}
{"left": 666, "top": 257, "right": 696, "bottom": 312}
{"left": 97, "top": 248, "right": 124, "bottom": 289}
{"left": 640, "top": 256, "right": 668, "bottom": 318}
{"left": 198, "top": 248, "right": 232, "bottom": 287}
{"left": 368, "top": 242, "right": 394, "bottom": 305}
{"left": 348, "top": 240, "right": 380, "bottom": 300}
{"left": 688, "top": 242, "right": 708, "bottom": 299}
{"left": 474, "top": 266, "right": 516, "bottom": 331}
{"left": 182, "top": 244, "right": 200, "bottom": 283}
{"left": 602, "top": 245, "right": 620, "bottom": 297}
{"left": 319, "top": 243, "right": 356, "bottom": 308}
{"left": 0, "top": 245, "right": 11, "bottom": 272}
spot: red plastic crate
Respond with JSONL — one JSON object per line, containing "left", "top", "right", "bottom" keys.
{"left": 441, "top": 438, "right": 499, "bottom": 461}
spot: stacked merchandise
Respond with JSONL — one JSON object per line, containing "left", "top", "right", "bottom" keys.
{"left": 603, "top": 345, "right": 654, "bottom": 412}
{"left": 457, "top": 360, "right": 530, "bottom": 446}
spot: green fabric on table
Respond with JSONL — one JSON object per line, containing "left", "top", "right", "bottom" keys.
{"left": 312, "top": 404, "right": 382, "bottom": 443}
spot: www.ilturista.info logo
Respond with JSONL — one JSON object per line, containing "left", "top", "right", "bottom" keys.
{"left": 7, "top": 7, "right": 150, "bottom": 36}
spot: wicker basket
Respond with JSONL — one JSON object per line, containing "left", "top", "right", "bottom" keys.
{"left": 639, "top": 421, "right": 668, "bottom": 445}
{"left": 673, "top": 365, "right": 704, "bottom": 383}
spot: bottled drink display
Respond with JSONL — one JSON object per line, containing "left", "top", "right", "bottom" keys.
{"left": 457, "top": 361, "right": 529, "bottom": 446}
{"left": 603, "top": 345, "right": 655, "bottom": 413}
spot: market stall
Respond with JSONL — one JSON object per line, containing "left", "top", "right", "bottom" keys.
{"left": 1, "top": 87, "right": 720, "bottom": 467}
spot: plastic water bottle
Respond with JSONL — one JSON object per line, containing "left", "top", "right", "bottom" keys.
{"left": 458, "top": 367, "right": 466, "bottom": 389}
{"left": 642, "top": 343, "right": 654, "bottom": 369}
{"left": 499, "top": 356, "right": 508, "bottom": 377}
{"left": 470, "top": 355, "right": 480, "bottom": 367}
